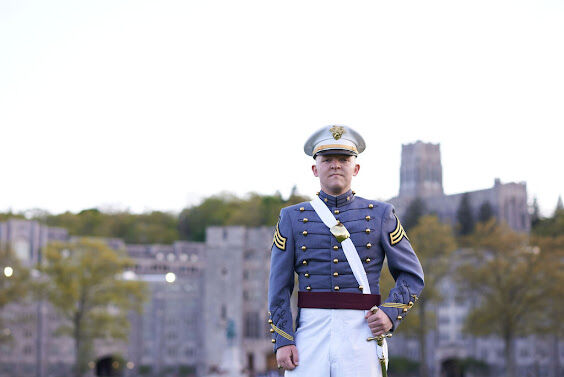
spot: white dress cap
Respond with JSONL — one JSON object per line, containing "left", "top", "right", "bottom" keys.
{"left": 304, "top": 125, "right": 366, "bottom": 158}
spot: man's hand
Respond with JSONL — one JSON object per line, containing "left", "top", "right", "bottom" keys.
{"left": 365, "top": 308, "right": 393, "bottom": 336}
{"left": 276, "top": 345, "right": 299, "bottom": 370}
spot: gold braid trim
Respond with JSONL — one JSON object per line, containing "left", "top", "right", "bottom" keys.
{"left": 271, "top": 324, "right": 294, "bottom": 341}
{"left": 381, "top": 301, "right": 415, "bottom": 310}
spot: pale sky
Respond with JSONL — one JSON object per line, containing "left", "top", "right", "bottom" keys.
{"left": 1, "top": 0, "right": 562, "bottom": 217}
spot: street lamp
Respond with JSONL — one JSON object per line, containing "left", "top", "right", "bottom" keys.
{"left": 3, "top": 266, "right": 13, "bottom": 277}
{"left": 165, "top": 272, "right": 176, "bottom": 283}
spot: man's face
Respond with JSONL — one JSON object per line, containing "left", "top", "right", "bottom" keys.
{"left": 312, "top": 154, "right": 360, "bottom": 196}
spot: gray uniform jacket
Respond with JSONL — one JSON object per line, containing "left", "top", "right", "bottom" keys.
{"left": 267, "top": 189, "right": 424, "bottom": 351}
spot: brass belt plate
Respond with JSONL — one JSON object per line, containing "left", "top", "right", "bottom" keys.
{"left": 330, "top": 222, "right": 350, "bottom": 243}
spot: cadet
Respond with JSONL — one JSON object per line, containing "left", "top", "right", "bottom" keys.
{"left": 267, "top": 125, "right": 424, "bottom": 377}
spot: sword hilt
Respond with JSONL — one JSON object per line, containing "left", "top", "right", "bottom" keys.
{"left": 366, "top": 333, "right": 392, "bottom": 343}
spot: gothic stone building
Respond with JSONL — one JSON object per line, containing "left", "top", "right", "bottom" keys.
{"left": 390, "top": 141, "right": 530, "bottom": 233}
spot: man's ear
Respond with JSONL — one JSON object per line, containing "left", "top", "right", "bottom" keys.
{"left": 353, "top": 163, "right": 360, "bottom": 176}
{"left": 312, "top": 164, "right": 319, "bottom": 177}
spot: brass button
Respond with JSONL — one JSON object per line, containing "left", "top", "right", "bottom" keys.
{"left": 365, "top": 215, "right": 371, "bottom": 221}
{"left": 333, "top": 245, "right": 339, "bottom": 250}
{"left": 268, "top": 319, "right": 273, "bottom": 324}
{"left": 333, "top": 272, "right": 339, "bottom": 277}
{"left": 324, "top": 198, "right": 328, "bottom": 202}
{"left": 306, "top": 286, "right": 311, "bottom": 291}
{"left": 403, "top": 308, "right": 408, "bottom": 313}
{"left": 302, "top": 260, "right": 308, "bottom": 265}
{"left": 334, "top": 286, "right": 340, "bottom": 291}
{"left": 302, "top": 230, "right": 308, "bottom": 236}
{"left": 334, "top": 209, "right": 340, "bottom": 214}
{"left": 368, "top": 203, "right": 374, "bottom": 208}
{"left": 272, "top": 339, "right": 276, "bottom": 343}
{"left": 333, "top": 258, "right": 338, "bottom": 264}
{"left": 347, "top": 196, "right": 350, "bottom": 201}
{"left": 366, "top": 243, "right": 372, "bottom": 248}
{"left": 303, "top": 218, "right": 309, "bottom": 223}
{"left": 270, "top": 328, "right": 274, "bottom": 333}
{"left": 397, "top": 315, "right": 403, "bottom": 320}
{"left": 365, "top": 228, "right": 371, "bottom": 234}
{"left": 300, "top": 207, "right": 305, "bottom": 212}
{"left": 304, "top": 272, "right": 310, "bottom": 278}
{"left": 301, "top": 246, "right": 307, "bottom": 251}
{"left": 358, "top": 285, "right": 364, "bottom": 291}
{"left": 365, "top": 258, "right": 371, "bottom": 263}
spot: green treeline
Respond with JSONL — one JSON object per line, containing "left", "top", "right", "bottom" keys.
{"left": 1, "top": 193, "right": 561, "bottom": 242}
{"left": 1, "top": 190, "right": 310, "bottom": 243}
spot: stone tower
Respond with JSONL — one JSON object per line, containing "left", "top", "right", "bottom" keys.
{"left": 399, "top": 141, "right": 444, "bottom": 199}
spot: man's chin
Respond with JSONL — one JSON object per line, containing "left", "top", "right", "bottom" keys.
{"left": 325, "top": 185, "right": 348, "bottom": 196}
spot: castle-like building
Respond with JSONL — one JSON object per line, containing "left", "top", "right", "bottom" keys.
{"left": 0, "top": 141, "right": 554, "bottom": 377}
{"left": 390, "top": 141, "right": 530, "bottom": 233}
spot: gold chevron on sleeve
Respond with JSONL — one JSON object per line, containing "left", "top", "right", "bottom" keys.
{"left": 273, "top": 221, "right": 287, "bottom": 251}
{"left": 389, "top": 214, "right": 408, "bottom": 246}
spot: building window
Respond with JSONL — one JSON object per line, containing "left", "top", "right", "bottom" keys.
{"left": 244, "top": 312, "right": 260, "bottom": 339}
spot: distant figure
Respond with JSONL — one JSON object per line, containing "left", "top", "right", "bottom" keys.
{"left": 226, "top": 318, "right": 236, "bottom": 343}
{"left": 267, "top": 125, "right": 425, "bottom": 376}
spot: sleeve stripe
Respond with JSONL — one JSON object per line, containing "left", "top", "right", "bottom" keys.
{"left": 271, "top": 324, "right": 294, "bottom": 341}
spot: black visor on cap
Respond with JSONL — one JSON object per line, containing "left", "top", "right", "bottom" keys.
{"left": 313, "top": 149, "right": 357, "bottom": 158}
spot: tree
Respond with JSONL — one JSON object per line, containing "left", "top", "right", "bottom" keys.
{"left": 406, "top": 216, "right": 456, "bottom": 377}
{"left": 379, "top": 215, "right": 456, "bottom": 377}
{"left": 478, "top": 201, "right": 494, "bottom": 223}
{"left": 456, "top": 221, "right": 552, "bottom": 377}
{"left": 40, "top": 238, "right": 147, "bottom": 377}
{"left": 530, "top": 197, "right": 541, "bottom": 227}
{"left": 529, "top": 234, "right": 564, "bottom": 377}
{"left": 402, "top": 197, "right": 427, "bottom": 231}
{"left": 532, "top": 205, "right": 564, "bottom": 237}
{"left": 178, "top": 191, "right": 310, "bottom": 241}
{"left": 44, "top": 210, "right": 180, "bottom": 244}
{"left": 0, "top": 244, "right": 31, "bottom": 343}
{"left": 0, "top": 211, "right": 26, "bottom": 222}
{"left": 456, "top": 193, "right": 474, "bottom": 235}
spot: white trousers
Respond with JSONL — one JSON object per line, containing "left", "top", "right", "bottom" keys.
{"left": 286, "top": 308, "right": 388, "bottom": 377}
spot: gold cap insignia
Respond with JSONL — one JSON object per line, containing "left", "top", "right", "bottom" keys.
{"left": 330, "top": 125, "right": 345, "bottom": 140}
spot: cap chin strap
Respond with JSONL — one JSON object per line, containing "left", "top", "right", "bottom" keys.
{"left": 310, "top": 195, "right": 371, "bottom": 294}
